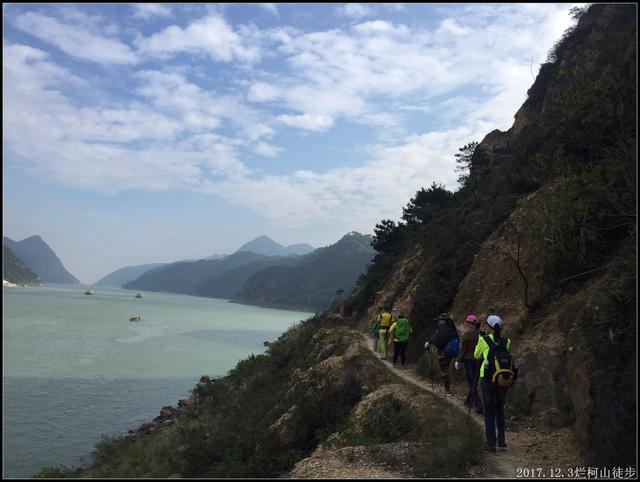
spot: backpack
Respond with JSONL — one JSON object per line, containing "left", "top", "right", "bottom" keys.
{"left": 443, "top": 337, "right": 460, "bottom": 358}
{"left": 483, "top": 335, "right": 516, "bottom": 388}
{"left": 378, "top": 312, "right": 393, "bottom": 328}
{"left": 394, "top": 318, "right": 410, "bottom": 342}
{"left": 371, "top": 320, "right": 381, "bottom": 338}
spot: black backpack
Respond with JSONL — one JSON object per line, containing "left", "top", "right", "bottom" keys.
{"left": 483, "top": 335, "right": 516, "bottom": 388}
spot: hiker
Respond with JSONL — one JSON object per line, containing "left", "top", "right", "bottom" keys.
{"left": 424, "top": 313, "right": 459, "bottom": 395}
{"left": 474, "top": 314, "right": 516, "bottom": 453}
{"left": 377, "top": 307, "right": 394, "bottom": 360}
{"left": 388, "top": 314, "right": 412, "bottom": 368}
{"left": 455, "top": 314, "right": 483, "bottom": 414}
{"left": 371, "top": 313, "right": 381, "bottom": 351}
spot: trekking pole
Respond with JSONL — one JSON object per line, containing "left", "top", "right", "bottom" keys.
{"left": 426, "top": 346, "right": 434, "bottom": 391}
{"left": 467, "top": 362, "right": 481, "bottom": 424}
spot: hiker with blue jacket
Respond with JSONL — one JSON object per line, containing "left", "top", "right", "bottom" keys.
{"left": 475, "top": 314, "right": 517, "bottom": 453}
{"left": 424, "top": 313, "right": 459, "bottom": 395}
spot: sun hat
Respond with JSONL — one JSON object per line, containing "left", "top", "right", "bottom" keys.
{"left": 465, "top": 314, "right": 479, "bottom": 324}
{"left": 487, "top": 315, "right": 503, "bottom": 328}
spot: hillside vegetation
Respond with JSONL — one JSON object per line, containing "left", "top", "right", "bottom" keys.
{"left": 3, "top": 246, "right": 40, "bottom": 285}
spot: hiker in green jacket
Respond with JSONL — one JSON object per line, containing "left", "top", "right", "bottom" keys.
{"left": 388, "top": 314, "right": 412, "bottom": 368}
{"left": 474, "top": 314, "right": 514, "bottom": 453}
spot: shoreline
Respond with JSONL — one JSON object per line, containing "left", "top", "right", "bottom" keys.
{"left": 120, "top": 286, "right": 318, "bottom": 314}
{"left": 3, "top": 279, "right": 42, "bottom": 288}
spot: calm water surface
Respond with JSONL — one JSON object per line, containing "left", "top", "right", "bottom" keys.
{"left": 3, "top": 285, "right": 312, "bottom": 478}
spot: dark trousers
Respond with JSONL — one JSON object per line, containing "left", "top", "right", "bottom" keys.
{"left": 438, "top": 353, "right": 453, "bottom": 390}
{"left": 464, "top": 360, "right": 482, "bottom": 407}
{"left": 393, "top": 341, "right": 407, "bottom": 366}
{"left": 481, "top": 379, "right": 508, "bottom": 448}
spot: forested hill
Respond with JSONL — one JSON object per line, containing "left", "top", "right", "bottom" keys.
{"left": 122, "top": 251, "right": 275, "bottom": 294}
{"left": 232, "top": 232, "right": 375, "bottom": 311}
{"left": 3, "top": 246, "right": 40, "bottom": 285}
{"left": 48, "top": 4, "right": 635, "bottom": 478}
{"left": 123, "top": 233, "right": 374, "bottom": 312}
{"left": 3, "top": 235, "right": 79, "bottom": 284}
{"left": 96, "top": 263, "right": 166, "bottom": 287}
{"left": 234, "top": 235, "right": 315, "bottom": 256}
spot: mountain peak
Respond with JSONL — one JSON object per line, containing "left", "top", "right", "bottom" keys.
{"left": 3, "top": 235, "right": 79, "bottom": 284}
{"left": 235, "top": 236, "right": 284, "bottom": 256}
{"left": 235, "top": 236, "right": 314, "bottom": 257}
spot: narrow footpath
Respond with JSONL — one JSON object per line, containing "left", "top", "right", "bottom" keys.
{"left": 358, "top": 331, "right": 585, "bottom": 479}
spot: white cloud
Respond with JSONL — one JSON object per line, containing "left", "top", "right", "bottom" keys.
{"left": 203, "top": 124, "right": 478, "bottom": 228}
{"left": 254, "top": 141, "right": 283, "bottom": 157}
{"left": 4, "top": 4, "right": 581, "bottom": 234}
{"left": 134, "top": 70, "right": 259, "bottom": 133}
{"left": 244, "top": 123, "right": 276, "bottom": 141}
{"left": 247, "top": 81, "right": 281, "bottom": 102}
{"left": 277, "top": 113, "right": 335, "bottom": 132}
{"left": 252, "top": 4, "right": 577, "bottom": 137}
{"left": 132, "top": 3, "right": 172, "bottom": 19}
{"left": 258, "top": 4, "right": 279, "bottom": 16}
{"left": 13, "top": 12, "right": 138, "bottom": 64}
{"left": 3, "top": 44, "right": 250, "bottom": 193}
{"left": 135, "top": 15, "right": 261, "bottom": 63}
{"left": 337, "top": 4, "right": 374, "bottom": 19}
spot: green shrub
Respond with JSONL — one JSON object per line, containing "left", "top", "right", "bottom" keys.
{"left": 34, "top": 465, "right": 82, "bottom": 478}
{"left": 361, "top": 399, "right": 416, "bottom": 443}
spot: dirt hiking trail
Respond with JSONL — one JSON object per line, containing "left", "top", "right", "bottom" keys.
{"left": 360, "top": 331, "right": 585, "bottom": 478}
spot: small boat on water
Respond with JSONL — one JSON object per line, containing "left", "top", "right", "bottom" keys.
{"left": 84, "top": 288, "right": 94, "bottom": 295}
{"left": 129, "top": 315, "right": 141, "bottom": 322}
{"left": 135, "top": 293, "right": 143, "bottom": 298}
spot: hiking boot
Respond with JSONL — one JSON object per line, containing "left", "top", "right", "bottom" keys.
{"left": 444, "top": 389, "right": 453, "bottom": 396}
{"left": 498, "top": 440, "right": 507, "bottom": 448}
{"left": 475, "top": 406, "right": 483, "bottom": 415}
{"left": 484, "top": 445, "right": 497, "bottom": 453}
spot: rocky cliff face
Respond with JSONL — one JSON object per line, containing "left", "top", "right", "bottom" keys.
{"left": 352, "top": 3, "right": 636, "bottom": 467}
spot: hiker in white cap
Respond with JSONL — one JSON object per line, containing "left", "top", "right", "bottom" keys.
{"left": 474, "top": 314, "right": 517, "bottom": 453}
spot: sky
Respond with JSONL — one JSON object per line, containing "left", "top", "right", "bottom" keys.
{"left": 2, "top": 3, "right": 581, "bottom": 284}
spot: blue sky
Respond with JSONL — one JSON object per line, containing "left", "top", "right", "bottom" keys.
{"left": 3, "top": 3, "right": 580, "bottom": 284}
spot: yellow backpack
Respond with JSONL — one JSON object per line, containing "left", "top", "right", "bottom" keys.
{"left": 378, "top": 312, "right": 393, "bottom": 328}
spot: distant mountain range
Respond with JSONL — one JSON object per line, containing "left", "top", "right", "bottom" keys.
{"left": 95, "top": 263, "right": 167, "bottom": 287}
{"left": 233, "top": 232, "right": 375, "bottom": 311}
{"left": 123, "top": 251, "right": 276, "bottom": 294}
{"left": 235, "top": 236, "right": 315, "bottom": 256}
{"left": 98, "top": 236, "right": 315, "bottom": 288}
{"left": 117, "top": 233, "right": 374, "bottom": 311}
{"left": 193, "top": 255, "right": 300, "bottom": 299}
{"left": 3, "top": 235, "right": 79, "bottom": 284}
